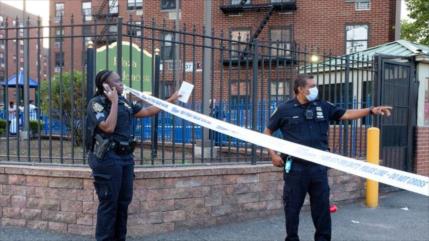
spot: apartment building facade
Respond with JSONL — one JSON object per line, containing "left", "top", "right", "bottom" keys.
{"left": 47, "top": 0, "right": 398, "bottom": 101}
{"left": 0, "top": 2, "right": 49, "bottom": 105}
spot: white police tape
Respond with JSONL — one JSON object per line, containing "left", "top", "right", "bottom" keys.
{"left": 124, "top": 86, "right": 429, "bottom": 197}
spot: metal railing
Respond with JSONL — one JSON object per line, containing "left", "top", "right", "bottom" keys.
{"left": 0, "top": 16, "right": 375, "bottom": 166}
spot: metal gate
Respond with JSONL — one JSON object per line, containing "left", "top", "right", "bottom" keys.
{"left": 374, "top": 55, "right": 418, "bottom": 173}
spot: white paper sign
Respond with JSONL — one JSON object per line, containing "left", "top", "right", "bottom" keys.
{"left": 178, "top": 81, "right": 194, "bottom": 103}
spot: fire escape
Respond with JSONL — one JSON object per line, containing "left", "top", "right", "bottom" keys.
{"left": 93, "top": 0, "right": 119, "bottom": 45}
{"left": 220, "top": 0, "right": 297, "bottom": 64}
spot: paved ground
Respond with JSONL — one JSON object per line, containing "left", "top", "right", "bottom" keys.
{"left": 1, "top": 191, "right": 428, "bottom": 241}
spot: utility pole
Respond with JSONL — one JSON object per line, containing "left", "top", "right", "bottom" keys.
{"left": 200, "top": 0, "right": 213, "bottom": 157}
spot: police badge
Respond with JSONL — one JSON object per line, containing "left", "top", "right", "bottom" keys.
{"left": 93, "top": 102, "right": 104, "bottom": 112}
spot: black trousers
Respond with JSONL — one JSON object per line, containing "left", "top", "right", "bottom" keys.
{"left": 283, "top": 162, "right": 331, "bottom": 241}
{"left": 89, "top": 151, "right": 134, "bottom": 241}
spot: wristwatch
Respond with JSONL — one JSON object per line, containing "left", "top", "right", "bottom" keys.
{"left": 369, "top": 106, "right": 375, "bottom": 115}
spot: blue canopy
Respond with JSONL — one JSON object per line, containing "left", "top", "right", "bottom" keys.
{"left": 1, "top": 71, "right": 39, "bottom": 88}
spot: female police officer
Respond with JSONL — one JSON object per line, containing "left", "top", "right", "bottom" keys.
{"left": 264, "top": 75, "right": 392, "bottom": 241}
{"left": 86, "top": 70, "right": 179, "bottom": 241}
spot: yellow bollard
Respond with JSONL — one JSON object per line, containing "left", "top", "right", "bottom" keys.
{"left": 366, "top": 127, "right": 380, "bottom": 208}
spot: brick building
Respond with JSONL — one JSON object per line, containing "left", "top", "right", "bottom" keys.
{"left": 49, "top": 0, "right": 399, "bottom": 54}
{"left": 47, "top": 0, "right": 399, "bottom": 98}
{"left": 0, "top": 2, "right": 48, "bottom": 106}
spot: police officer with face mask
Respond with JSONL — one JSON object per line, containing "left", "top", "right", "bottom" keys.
{"left": 86, "top": 70, "right": 179, "bottom": 241}
{"left": 264, "top": 75, "right": 392, "bottom": 241}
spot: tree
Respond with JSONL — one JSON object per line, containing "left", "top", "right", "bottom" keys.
{"left": 401, "top": 0, "right": 429, "bottom": 45}
{"left": 40, "top": 71, "right": 85, "bottom": 145}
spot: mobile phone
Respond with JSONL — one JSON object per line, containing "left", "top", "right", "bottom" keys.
{"left": 103, "top": 83, "right": 110, "bottom": 91}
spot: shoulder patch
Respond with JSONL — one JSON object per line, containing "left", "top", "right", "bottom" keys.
{"left": 92, "top": 102, "right": 104, "bottom": 112}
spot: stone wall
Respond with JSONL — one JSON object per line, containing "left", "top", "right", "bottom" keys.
{"left": 0, "top": 163, "right": 364, "bottom": 236}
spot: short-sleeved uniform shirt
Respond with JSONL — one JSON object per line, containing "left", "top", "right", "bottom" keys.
{"left": 87, "top": 95, "right": 143, "bottom": 142}
{"left": 268, "top": 98, "right": 346, "bottom": 151}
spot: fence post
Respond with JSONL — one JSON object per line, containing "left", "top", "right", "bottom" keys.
{"left": 22, "top": 17, "right": 30, "bottom": 139}
{"left": 117, "top": 17, "right": 123, "bottom": 78}
{"left": 366, "top": 127, "right": 380, "bottom": 208}
{"left": 151, "top": 49, "right": 161, "bottom": 160}
{"left": 343, "top": 55, "right": 350, "bottom": 156}
{"left": 86, "top": 41, "right": 95, "bottom": 104}
{"left": 251, "top": 40, "right": 258, "bottom": 165}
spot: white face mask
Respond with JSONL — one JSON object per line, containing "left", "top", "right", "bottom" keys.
{"left": 305, "top": 87, "right": 318, "bottom": 102}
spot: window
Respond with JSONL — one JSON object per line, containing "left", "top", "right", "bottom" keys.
{"left": 230, "top": 80, "right": 250, "bottom": 109}
{"left": 55, "top": 52, "right": 64, "bottom": 67}
{"left": 230, "top": 29, "right": 250, "bottom": 57}
{"left": 270, "top": 28, "right": 292, "bottom": 57}
{"left": 0, "top": 54, "right": 5, "bottom": 68}
{"left": 161, "top": 32, "right": 175, "bottom": 60}
{"left": 109, "top": 0, "right": 119, "bottom": 14}
{"left": 82, "top": 2, "right": 92, "bottom": 22}
{"left": 19, "top": 23, "right": 24, "bottom": 36}
{"left": 355, "top": 0, "right": 370, "bottom": 11}
{"left": 161, "top": 0, "right": 177, "bottom": 10}
{"left": 270, "top": 81, "right": 291, "bottom": 102}
{"left": 109, "top": 25, "right": 118, "bottom": 34}
{"left": 128, "top": 21, "right": 142, "bottom": 36}
{"left": 231, "top": 0, "right": 250, "bottom": 4}
{"left": 55, "top": 3, "right": 64, "bottom": 22}
{"left": 55, "top": 29, "right": 64, "bottom": 44}
{"left": 128, "top": 0, "right": 143, "bottom": 10}
{"left": 82, "top": 25, "right": 92, "bottom": 36}
{"left": 345, "top": 25, "right": 368, "bottom": 54}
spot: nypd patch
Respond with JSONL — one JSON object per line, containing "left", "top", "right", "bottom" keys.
{"left": 93, "top": 102, "right": 104, "bottom": 112}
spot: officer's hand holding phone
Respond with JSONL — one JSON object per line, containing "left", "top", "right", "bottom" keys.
{"left": 103, "top": 83, "right": 118, "bottom": 103}
{"left": 271, "top": 153, "right": 284, "bottom": 167}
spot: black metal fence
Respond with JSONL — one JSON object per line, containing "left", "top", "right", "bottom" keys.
{"left": 0, "top": 16, "right": 375, "bottom": 166}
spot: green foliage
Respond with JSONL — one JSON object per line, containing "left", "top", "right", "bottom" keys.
{"left": 401, "top": 0, "right": 429, "bottom": 45}
{"left": 40, "top": 71, "right": 86, "bottom": 144}
{"left": 0, "top": 119, "right": 6, "bottom": 135}
{"left": 29, "top": 120, "right": 44, "bottom": 135}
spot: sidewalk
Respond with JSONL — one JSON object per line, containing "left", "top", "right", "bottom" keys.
{"left": 1, "top": 191, "right": 428, "bottom": 241}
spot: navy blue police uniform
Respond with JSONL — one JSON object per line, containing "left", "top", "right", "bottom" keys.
{"left": 86, "top": 94, "right": 142, "bottom": 241}
{"left": 267, "top": 98, "right": 346, "bottom": 241}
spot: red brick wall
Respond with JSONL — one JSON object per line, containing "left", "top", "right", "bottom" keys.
{"left": 414, "top": 127, "right": 429, "bottom": 177}
{"left": 0, "top": 163, "right": 364, "bottom": 236}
